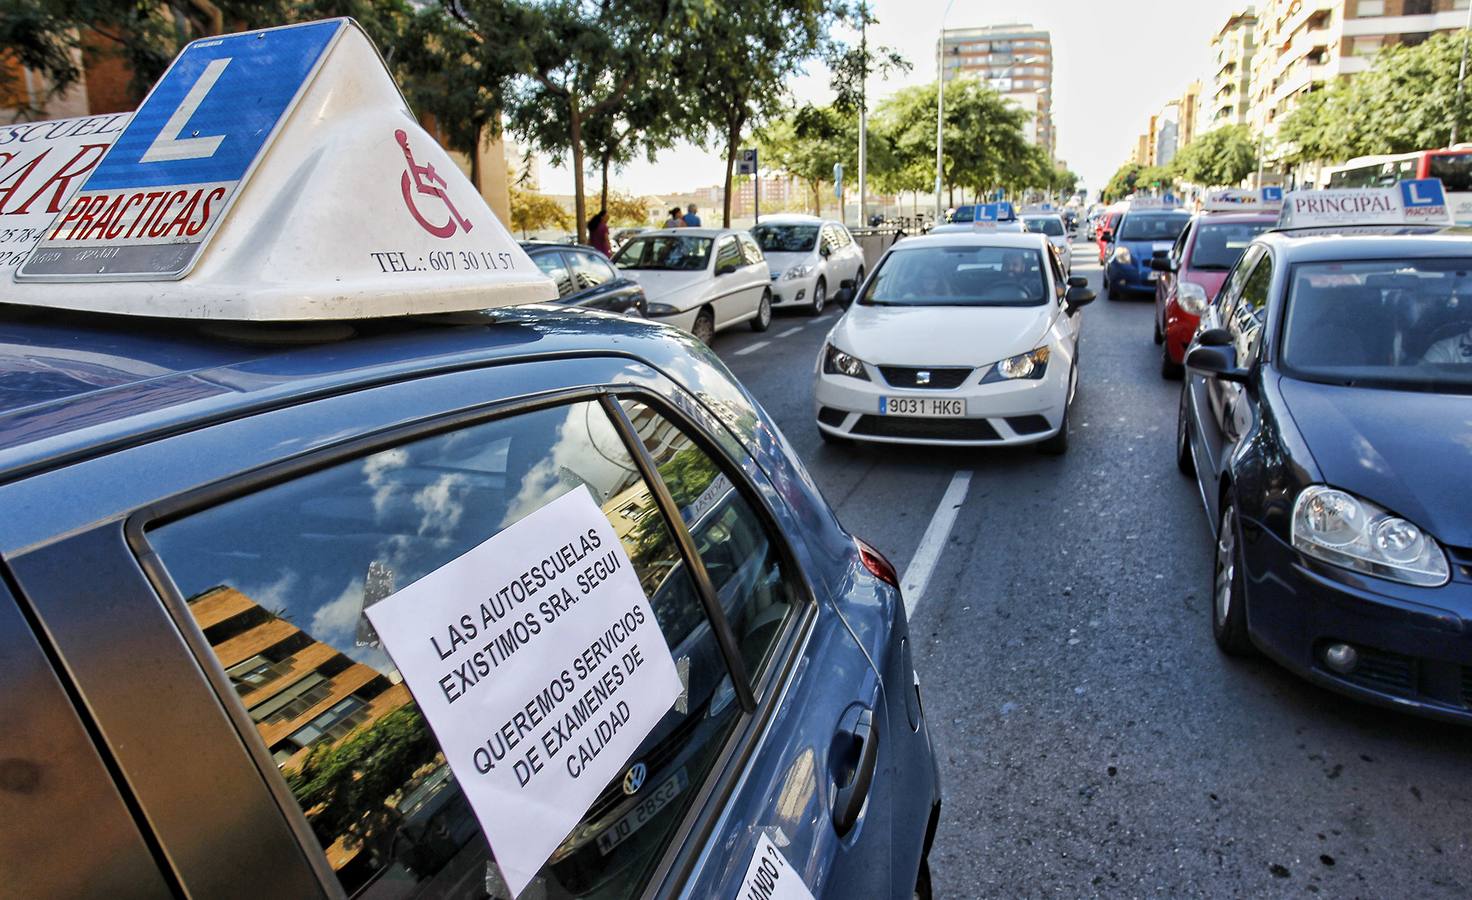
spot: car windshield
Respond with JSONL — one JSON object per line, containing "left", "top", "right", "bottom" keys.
{"left": 1428, "top": 153, "right": 1472, "bottom": 193}
{"left": 860, "top": 245, "right": 1048, "bottom": 307}
{"left": 1118, "top": 213, "right": 1188, "bottom": 241}
{"left": 1189, "top": 221, "right": 1273, "bottom": 270}
{"left": 751, "top": 224, "right": 818, "bottom": 252}
{"left": 613, "top": 235, "right": 712, "bottom": 270}
{"left": 1281, "top": 258, "right": 1472, "bottom": 394}
{"left": 1023, "top": 216, "right": 1065, "bottom": 236}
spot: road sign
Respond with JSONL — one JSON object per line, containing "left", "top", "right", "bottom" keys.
{"left": 737, "top": 148, "right": 757, "bottom": 176}
{"left": 19, "top": 20, "right": 342, "bottom": 280}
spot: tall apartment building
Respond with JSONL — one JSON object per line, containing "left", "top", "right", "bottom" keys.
{"left": 1207, "top": 7, "right": 1259, "bottom": 132}
{"left": 939, "top": 23, "right": 1056, "bottom": 158}
{"left": 1248, "top": 0, "right": 1472, "bottom": 140}
{"left": 1178, "top": 81, "right": 1203, "bottom": 149}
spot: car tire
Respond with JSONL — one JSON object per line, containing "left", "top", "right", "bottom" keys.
{"left": 810, "top": 278, "right": 827, "bottom": 316}
{"left": 1153, "top": 314, "right": 1164, "bottom": 345}
{"left": 1107, "top": 280, "right": 1121, "bottom": 301}
{"left": 1037, "top": 404, "right": 1069, "bottom": 455}
{"left": 1161, "top": 346, "right": 1183, "bottom": 380}
{"left": 692, "top": 307, "right": 716, "bottom": 345}
{"left": 1176, "top": 384, "right": 1195, "bottom": 476}
{"left": 1212, "top": 498, "right": 1257, "bottom": 656}
{"left": 750, "top": 292, "right": 773, "bottom": 332}
{"left": 914, "top": 857, "right": 933, "bottom": 900}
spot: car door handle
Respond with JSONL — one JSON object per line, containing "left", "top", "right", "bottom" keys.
{"left": 831, "top": 705, "right": 879, "bottom": 835}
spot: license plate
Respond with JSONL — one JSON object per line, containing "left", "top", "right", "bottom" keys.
{"left": 595, "top": 768, "right": 688, "bottom": 855}
{"left": 880, "top": 397, "right": 965, "bottom": 417}
{"left": 1147, "top": 270, "right": 1159, "bottom": 281}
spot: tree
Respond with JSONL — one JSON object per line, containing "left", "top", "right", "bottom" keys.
{"left": 1103, "top": 162, "right": 1143, "bottom": 202}
{"left": 509, "top": 182, "right": 571, "bottom": 237}
{"left": 676, "top": 2, "right": 841, "bottom": 226}
{"left": 757, "top": 104, "right": 855, "bottom": 215}
{"left": 1170, "top": 124, "right": 1258, "bottom": 187}
{"left": 604, "top": 191, "right": 656, "bottom": 226}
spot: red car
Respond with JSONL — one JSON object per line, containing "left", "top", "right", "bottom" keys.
{"left": 1095, "top": 207, "right": 1125, "bottom": 265}
{"left": 1151, "top": 211, "right": 1277, "bottom": 377}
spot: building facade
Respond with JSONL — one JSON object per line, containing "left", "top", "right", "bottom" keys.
{"left": 939, "top": 23, "right": 1056, "bottom": 157}
{"left": 1207, "top": 6, "right": 1259, "bottom": 132}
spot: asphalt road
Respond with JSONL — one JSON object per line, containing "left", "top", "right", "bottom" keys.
{"left": 707, "top": 240, "right": 1472, "bottom": 898}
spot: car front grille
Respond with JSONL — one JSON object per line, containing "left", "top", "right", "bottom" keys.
{"left": 851, "top": 415, "right": 1000, "bottom": 441}
{"left": 878, "top": 366, "right": 972, "bottom": 390}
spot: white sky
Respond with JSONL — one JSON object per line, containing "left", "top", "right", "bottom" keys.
{"left": 538, "top": 0, "right": 1248, "bottom": 199}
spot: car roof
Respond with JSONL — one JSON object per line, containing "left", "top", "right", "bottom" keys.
{"left": 0, "top": 305, "right": 695, "bottom": 483}
{"left": 519, "top": 241, "right": 601, "bottom": 254}
{"left": 635, "top": 227, "right": 736, "bottom": 238}
{"left": 1256, "top": 225, "right": 1472, "bottom": 263}
{"left": 755, "top": 214, "right": 825, "bottom": 224}
{"left": 891, "top": 232, "right": 1050, "bottom": 251}
{"left": 1194, "top": 212, "right": 1280, "bottom": 224}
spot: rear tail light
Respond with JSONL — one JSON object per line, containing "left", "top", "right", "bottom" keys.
{"left": 856, "top": 537, "right": 900, "bottom": 589}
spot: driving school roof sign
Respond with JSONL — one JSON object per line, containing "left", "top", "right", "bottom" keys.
{"left": 9, "top": 18, "right": 555, "bottom": 319}
{"left": 19, "top": 21, "right": 339, "bottom": 280}
{"left": 1277, "top": 179, "right": 1452, "bottom": 228}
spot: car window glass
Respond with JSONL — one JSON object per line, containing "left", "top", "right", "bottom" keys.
{"left": 568, "top": 251, "right": 614, "bottom": 290}
{"left": 737, "top": 234, "right": 764, "bottom": 265}
{"left": 147, "top": 400, "right": 765, "bottom": 900}
{"left": 533, "top": 253, "right": 575, "bottom": 299}
{"left": 1229, "top": 253, "right": 1272, "bottom": 361}
{"left": 1046, "top": 246, "right": 1066, "bottom": 300}
{"left": 715, "top": 237, "right": 742, "bottom": 271}
{"left": 1171, "top": 222, "right": 1192, "bottom": 263}
{"left": 1215, "top": 245, "right": 1261, "bottom": 317}
{"left": 618, "top": 398, "right": 799, "bottom": 679}
{"left": 861, "top": 245, "right": 1048, "bottom": 307}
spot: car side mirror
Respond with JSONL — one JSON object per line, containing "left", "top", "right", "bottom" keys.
{"left": 1185, "top": 343, "right": 1249, "bottom": 383}
{"left": 1197, "top": 327, "right": 1231, "bottom": 347}
{"left": 1067, "top": 275, "right": 1088, "bottom": 288}
{"left": 820, "top": 246, "right": 831, "bottom": 258}
{"left": 715, "top": 262, "right": 737, "bottom": 276}
{"left": 1148, "top": 257, "right": 1174, "bottom": 272}
{"left": 1065, "top": 286, "right": 1096, "bottom": 313}
{"left": 1099, "top": 230, "right": 1112, "bottom": 242}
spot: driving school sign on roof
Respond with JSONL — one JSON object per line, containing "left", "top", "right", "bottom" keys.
{"left": 1277, "top": 179, "right": 1452, "bottom": 228}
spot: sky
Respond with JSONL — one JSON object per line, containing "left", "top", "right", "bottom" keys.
{"left": 537, "top": 0, "right": 1249, "bottom": 201}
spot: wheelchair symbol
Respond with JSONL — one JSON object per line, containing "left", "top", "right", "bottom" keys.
{"left": 395, "top": 129, "right": 472, "bottom": 238}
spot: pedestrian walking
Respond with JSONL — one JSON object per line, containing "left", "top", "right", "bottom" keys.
{"left": 682, "top": 203, "right": 702, "bottom": 227}
{"left": 663, "top": 207, "right": 684, "bottom": 228}
{"left": 588, "top": 210, "right": 612, "bottom": 256}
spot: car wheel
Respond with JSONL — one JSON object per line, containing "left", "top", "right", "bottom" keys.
{"left": 914, "top": 857, "right": 933, "bottom": 900}
{"left": 810, "top": 278, "right": 827, "bottom": 316}
{"left": 1161, "top": 345, "right": 1184, "bottom": 380}
{"left": 750, "top": 291, "right": 772, "bottom": 332}
{"left": 692, "top": 307, "right": 716, "bottom": 344}
{"left": 1176, "top": 384, "right": 1195, "bottom": 476}
{"left": 1212, "top": 498, "right": 1257, "bottom": 656}
{"left": 1107, "top": 281, "right": 1121, "bottom": 301}
{"left": 1152, "top": 314, "right": 1164, "bottom": 345}
{"left": 1037, "top": 403, "right": 1069, "bottom": 455}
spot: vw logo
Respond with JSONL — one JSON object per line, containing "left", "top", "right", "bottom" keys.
{"left": 916, "top": 370, "right": 931, "bottom": 385}
{"left": 622, "top": 762, "right": 647, "bottom": 796}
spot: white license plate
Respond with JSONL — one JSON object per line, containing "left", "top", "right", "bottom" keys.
{"left": 880, "top": 397, "right": 966, "bottom": 417}
{"left": 595, "top": 768, "right": 688, "bottom": 855}
{"left": 1147, "top": 270, "right": 1159, "bottom": 281}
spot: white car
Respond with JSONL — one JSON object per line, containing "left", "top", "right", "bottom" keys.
{"left": 750, "top": 215, "right": 865, "bottom": 315}
{"left": 1022, "top": 214, "right": 1073, "bottom": 273}
{"left": 814, "top": 232, "right": 1095, "bottom": 453}
{"left": 612, "top": 228, "right": 772, "bottom": 342}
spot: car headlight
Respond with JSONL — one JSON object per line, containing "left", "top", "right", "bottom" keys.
{"left": 1291, "top": 486, "right": 1450, "bottom": 587}
{"left": 1176, "top": 281, "right": 1210, "bottom": 316}
{"left": 783, "top": 264, "right": 815, "bottom": 281}
{"left": 646, "top": 302, "right": 678, "bottom": 316}
{"left": 1112, "top": 246, "right": 1133, "bottom": 265}
{"left": 982, "top": 346, "right": 1050, "bottom": 383}
{"left": 822, "top": 344, "right": 871, "bottom": 380}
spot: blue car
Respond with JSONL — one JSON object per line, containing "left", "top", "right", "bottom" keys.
{"left": 1178, "top": 205, "right": 1472, "bottom": 723}
{"left": 1104, "top": 207, "right": 1190, "bottom": 300}
{"left": 0, "top": 304, "right": 943, "bottom": 897}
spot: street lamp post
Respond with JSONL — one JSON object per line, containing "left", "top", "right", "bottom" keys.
{"left": 858, "top": 2, "right": 868, "bottom": 228}
{"left": 935, "top": 0, "right": 958, "bottom": 221}
{"left": 1452, "top": 0, "right": 1472, "bottom": 146}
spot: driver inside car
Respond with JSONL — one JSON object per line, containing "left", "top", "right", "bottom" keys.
{"left": 1422, "top": 322, "right": 1472, "bottom": 363}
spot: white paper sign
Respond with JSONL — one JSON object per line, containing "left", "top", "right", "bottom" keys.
{"left": 365, "top": 486, "right": 683, "bottom": 898}
{"left": 738, "top": 833, "right": 817, "bottom": 900}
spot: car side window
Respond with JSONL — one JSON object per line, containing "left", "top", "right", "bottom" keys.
{"left": 533, "top": 253, "right": 575, "bottom": 299}
{"left": 1228, "top": 252, "right": 1273, "bottom": 362}
{"left": 819, "top": 227, "right": 835, "bottom": 254}
{"left": 737, "top": 234, "right": 764, "bottom": 266}
{"left": 1171, "top": 221, "right": 1193, "bottom": 265}
{"left": 568, "top": 250, "right": 614, "bottom": 290}
{"left": 145, "top": 397, "right": 798, "bottom": 900}
{"left": 714, "top": 237, "right": 742, "bottom": 272}
{"left": 1046, "top": 245, "right": 1067, "bottom": 301}
{"left": 1215, "top": 244, "right": 1261, "bottom": 317}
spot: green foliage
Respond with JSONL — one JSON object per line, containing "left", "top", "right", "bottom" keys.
{"left": 1169, "top": 124, "right": 1258, "bottom": 187}
{"left": 757, "top": 104, "right": 857, "bottom": 215}
{"left": 1102, "top": 162, "right": 1142, "bottom": 202}
{"left": 509, "top": 182, "right": 572, "bottom": 236}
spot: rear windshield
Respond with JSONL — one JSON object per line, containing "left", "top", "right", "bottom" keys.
{"left": 613, "top": 236, "right": 711, "bottom": 270}
{"left": 860, "top": 245, "right": 1048, "bottom": 307}
{"left": 1188, "top": 221, "right": 1273, "bottom": 270}
{"left": 1118, "top": 214, "right": 1189, "bottom": 241}
{"left": 1429, "top": 153, "right": 1472, "bottom": 193}
{"left": 950, "top": 205, "right": 976, "bottom": 222}
{"left": 751, "top": 224, "right": 818, "bottom": 253}
{"left": 1281, "top": 258, "right": 1472, "bottom": 394}
{"left": 1023, "top": 216, "right": 1065, "bottom": 236}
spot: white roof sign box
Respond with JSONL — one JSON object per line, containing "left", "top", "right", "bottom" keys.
{"left": 9, "top": 18, "right": 556, "bottom": 320}
{"left": 1278, "top": 180, "right": 1454, "bottom": 228}
{"left": 1204, "top": 187, "right": 1283, "bottom": 213}
{"left": 0, "top": 113, "right": 130, "bottom": 278}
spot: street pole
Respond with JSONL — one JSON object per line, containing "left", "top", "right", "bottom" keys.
{"left": 1453, "top": 2, "right": 1472, "bottom": 146}
{"left": 935, "top": 0, "right": 957, "bottom": 222}
{"left": 858, "top": 2, "right": 868, "bottom": 227}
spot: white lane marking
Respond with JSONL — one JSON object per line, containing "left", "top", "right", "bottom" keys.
{"left": 900, "top": 470, "right": 973, "bottom": 617}
{"left": 734, "top": 340, "right": 770, "bottom": 356}
{"left": 777, "top": 327, "right": 803, "bottom": 338}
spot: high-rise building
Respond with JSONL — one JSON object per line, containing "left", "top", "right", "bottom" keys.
{"left": 1177, "top": 81, "right": 1203, "bottom": 150}
{"left": 939, "top": 23, "right": 1056, "bottom": 158}
{"left": 1248, "top": 0, "right": 1472, "bottom": 141}
{"left": 1207, "top": 7, "right": 1259, "bottom": 132}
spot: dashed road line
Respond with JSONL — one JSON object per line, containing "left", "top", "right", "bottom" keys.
{"left": 776, "top": 327, "right": 803, "bottom": 338}
{"left": 900, "top": 470, "right": 974, "bottom": 617}
{"left": 734, "top": 340, "right": 770, "bottom": 356}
